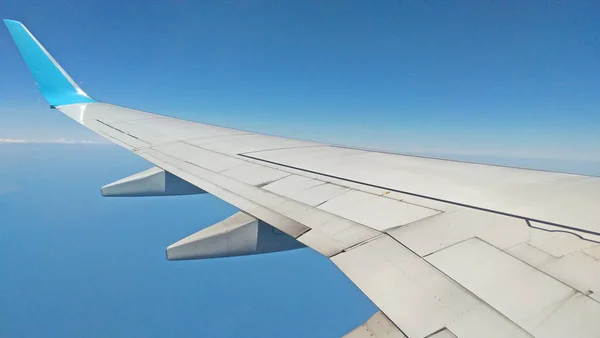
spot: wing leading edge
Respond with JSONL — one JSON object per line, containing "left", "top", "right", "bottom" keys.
{"left": 6, "top": 20, "right": 600, "bottom": 338}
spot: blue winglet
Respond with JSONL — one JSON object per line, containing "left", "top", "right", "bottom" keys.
{"left": 3, "top": 19, "right": 96, "bottom": 106}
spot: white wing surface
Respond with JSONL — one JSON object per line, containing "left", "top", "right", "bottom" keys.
{"left": 6, "top": 20, "right": 600, "bottom": 337}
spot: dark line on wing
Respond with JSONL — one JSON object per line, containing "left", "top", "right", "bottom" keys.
{"left": 96, "top": 119, "right": 125, "bottom": 134}
{"left": 525, "top": 220, "right": 600, "bottom": 244}
{"left": 95, "top": 119, "right": 149, "bottom": 145}
{"left": 239, "top": 153, "right": 600, "bottom": 237}
{"left": 240, "top": 145, "right": 325, "bottom": 155}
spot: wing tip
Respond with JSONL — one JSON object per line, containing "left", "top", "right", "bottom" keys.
{"left": 3, "top": 18, "right": 97, "bottom": 106}
{"left": 3, "top": 19, "right": 23, "bottom": 27}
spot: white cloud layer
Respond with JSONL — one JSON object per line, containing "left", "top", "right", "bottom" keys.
{"left": 0, "top": 138, "right": 108, "bottom": 144}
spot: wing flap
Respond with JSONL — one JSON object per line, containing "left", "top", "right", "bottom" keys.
{"left": 332, "top": 235, "right": 532, "bottom": 338}
{"left": 427, "top": 238, "right": 581, "bottom": 334}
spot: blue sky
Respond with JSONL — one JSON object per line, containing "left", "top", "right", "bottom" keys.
{"left": 1, "top": 0, "right": 599, "bottom": 160}
{"left": 1, "top": 1, "right": 599, "bottom": 337}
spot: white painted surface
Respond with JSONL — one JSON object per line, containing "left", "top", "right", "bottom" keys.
{"left": 140, "top": 152, "right": 311, "bottom": 238}
{"left": 263, "top": 175, "right": 350, "bottom": 207}
{"left": 427, "top": 329, "right": 457, "bottom": 338}
{"left": 583, "top": 245, "right": 600, "bottom": 260}
{"left": 344, "top": 311, "right": 406, "bottom": 338}
{"left": 56, "top": 102, "right": 600, "bottom": 338}
{"left": 389, "top": 209, "right": 529, "bottom": 257}
{"left": 107, "top": 120, "right": 171, "bottom": 144}
{"left": 251, "top": 146, "right": 600, "bottom": 233}
{"left": 166, "top": 211, "right": 304, "bottom": 260}
{"left": 529, "top": 294, "right": 600, "bottom": 338}
{"left": 333, "top": 235, "right": 484, "bottom": 338}
{"left": 528, "top": 221, "right": 600, "bottom": 243}
{"left": 318, "top": 190, "right": 440, "bottom": 231}
{"left": 141, "top": 149, "right": 379, "bottom": 256}
{"left": 167, "top": 211, "right": 259, "bottom": 260}
{"left": 101, "top": 166, "right": 204, "bottom": 197}
{"left": 152, "top": 142, "right": 243, "bottom": 172}
{"left": 426, "top": 238, "right": 578, "bottom": 334}
{"left": 385, "top": 190, "right": 452, "bottom": 212}
{"left": 131, "top": 116, "right": 243, "bottom": 142}
{"left": 525, "top": 228, "right": 597, "bottom": 257}
{"left": 506, "top": 242, "right": 557, "bottom": 268}
{"left": 86, "top": 119, "right": 149, "bottom": 149}
{"left": 221, "top": 162, "right": 290, "bottom": 187}
{"left": 543, "top": 252, "right": 600, "bottom": 300}
{"left": 187, "top": 133, "right": 319, "bottom": 154}
{"left": 446, "top": 303, "right": 532, "bottom": 338}
{"left": 61, "top": 102, "right": 600, "bottom": 238}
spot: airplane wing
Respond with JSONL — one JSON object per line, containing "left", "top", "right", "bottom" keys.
{"left": 5, "top": 20, "right": 600, "bottom": 338}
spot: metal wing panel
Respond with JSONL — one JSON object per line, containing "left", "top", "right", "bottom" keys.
{"left": 427, "top": 237, "right": 600, "bottom": 338}
{"left": 245, "top": 147, "right": 600, "bottom": 234}
{"left": 185, "top": 133, "right": 320, "bottom": 154}
{"left": 137, "top": 148, "right": 381, "bottom": 257}
{"left": 331, "top": 235, "right": 531, "bottom": 338}
{"left": 426, "top": 238, "right": 579, "bottom": 333}
{"left": 152, "top": 142, "right": 245, "bottom": 172}
{"left": 61, "top": 103, "right": 600, "bottom": 242}
{"left": 262, "top": 175, "right": 351, "bottom": 207}
{"left": 54, "top": 101, "right": 600, "bottom": 338}
{"left": 57, "top": 101, "right": 600, "bottom": 337}
{"left": 344, "top": 311, "right": 407, "bottom": 338}
{"left": 528, "top": 294, "right": 600, "bottom": 338}
{"left": 137, "top": 150, "right": 312, "bottom": 238}
{"left": 317, "top": 190, "right": 440, "bottom": 232}
{"left": 386, "top": 205, "right": 600, "bottom": 337}
{"left": 220, "top": 162, "right": 290, "bottom": 187}
{"left": 387, "top": 209, "right": 531, "bottom": 257}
